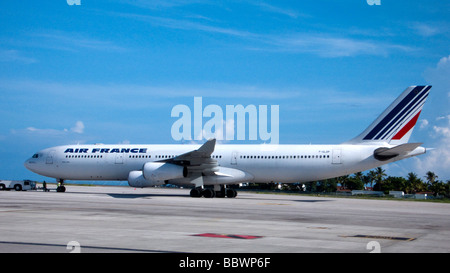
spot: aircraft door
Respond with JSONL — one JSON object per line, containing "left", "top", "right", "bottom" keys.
{"left": 46, "top": 150, "right": 55, "bottom": 164}
{"left": 332, "top": 149, "right": 342, "bottom": 164}
{"left": 231, "top": 151, "right": 238, "bottom": 165}
{"left": 115, "top": 153, "right": 124, "bottom": 164}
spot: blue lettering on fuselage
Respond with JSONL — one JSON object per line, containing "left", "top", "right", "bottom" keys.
{"left": 64, "top": 148, "right": 148, "bottom": 154}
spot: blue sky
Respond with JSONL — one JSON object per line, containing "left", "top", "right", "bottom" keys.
{"left": 1, "top": 0, "right": 449, "bottom": 181}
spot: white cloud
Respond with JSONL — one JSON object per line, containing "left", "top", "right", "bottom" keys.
{"left": 16, "top": 121, "right": 85, "bottom": 136}
{"left": 432, "top": 124, "right": 450, "bottom": 139}
{"left": 28, "top": 30, "right": 126, "bottom": 53}
{"left": 408, "top": 55, "right": 450, "bottom": 180}
{"left": 253, "top": 2, "right": 307, "bottom": 19}
{"left": 424, "top": 55, "right": 450, "bottom": 88}
{"left": 262, "top": 34, "right": 413, "bottom": 57}
{"left": 413, "top": 115, "right": 450, "bottom": 180}
{"left": 437, "top": 55, "right": 450, "bottom": 68}
{"left": 0, "top": 49, "right": 37, "bottom": 64}
{"left": 111, "top": 10, "right": 412, "bottom": 58}
{"left": 419, "top": 119, "right": 429, "bottom": 129}
{"left": 71, "top": 121, "right": 85, "bottom": 134}
{"left": 423, "top": 55, "right": 450, "bottom": 124}
{"left": 411, "top": 22, "right": 442, "bottom": 37}
{"left": 195, "top": 119, "right": 234, "bottom": 143}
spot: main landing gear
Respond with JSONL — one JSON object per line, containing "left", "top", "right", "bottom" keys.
{"left": 190, "top": 186, "right": 237, "bottom": 198}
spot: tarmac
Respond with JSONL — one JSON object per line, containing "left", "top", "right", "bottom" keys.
{"left": 1, "top": 185, "right": 449, "bottom": 253}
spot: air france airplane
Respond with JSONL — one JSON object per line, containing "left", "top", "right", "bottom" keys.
{"left": 25, "top": 86, "right": 431, "bottom": 198}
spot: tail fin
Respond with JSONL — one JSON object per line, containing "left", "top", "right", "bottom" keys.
{"left": 348, "top": 85, "right": 431, "bottom": 145}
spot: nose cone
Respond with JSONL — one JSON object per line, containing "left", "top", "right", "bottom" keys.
{"left": 24, "top": 152, "right": 41, "bottom": 173}
{"left": 24, "top": 158, "right": 36, "bottom": 172}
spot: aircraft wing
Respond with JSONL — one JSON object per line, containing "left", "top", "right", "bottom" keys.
{"left": 174, "top": 138, "right": 216, "bottom": 165}
{"left": 155, "top": 138, "right": 216, "bottom": 165}
{"left": 158, "top": 139, "right": 218, "bottom": 186}
{"left": 374, "top": 142, "right": 423, "bottom": 161}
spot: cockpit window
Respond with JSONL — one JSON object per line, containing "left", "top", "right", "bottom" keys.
{"left": 32, "top": 154, "right": 39, "bottom": 158}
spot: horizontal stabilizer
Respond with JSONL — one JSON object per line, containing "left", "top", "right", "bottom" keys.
{"left": 374, "top": 142, "right": 423, "bottom": 161}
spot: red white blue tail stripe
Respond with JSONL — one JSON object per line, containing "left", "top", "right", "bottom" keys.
{"left": 351, "top": 85, "right": 431, "bottom": 144}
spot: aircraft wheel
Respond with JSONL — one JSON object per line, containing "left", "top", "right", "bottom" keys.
{"left": 215, "top": 190, "right": 225, "bottom": 198}
{"left": 202, "top": 188, "right": 215, "bottom": 198}
{"left": 226, "top": 189, "right": 237, "bottom": 198}
{"left": 190, "top": 188, "right": 202, "bottom": 198}
{"left": 57, "top": 186, "right": 66, "bottom": 192}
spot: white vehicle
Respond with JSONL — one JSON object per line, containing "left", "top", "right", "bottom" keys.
{"left": 24, "top": 85, "right": 431, "bottom": 198}
{"left": 0, "top": 180, "right": 36, "bottom": 191}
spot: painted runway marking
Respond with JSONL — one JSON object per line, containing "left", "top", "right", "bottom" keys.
{"left": 192, "top": 233, "right": 263, "bottom": 240}
{"left": 341, "top": 235, "right": 416, "bottom": 241}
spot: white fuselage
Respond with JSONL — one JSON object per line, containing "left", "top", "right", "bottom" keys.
{"left": 24, "top": 143, "right": 418, "bottom": 185}
{"left": 23, "top": 85, "right": 431, "bottom": 190}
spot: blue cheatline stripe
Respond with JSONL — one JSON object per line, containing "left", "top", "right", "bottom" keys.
{"left": 375, "top": 86, "right": 430, "bottom": 140}
{"left": 376, "top": 86, "right": 430, "bottom": 140}
{"left": 380, "top": 87, "right": 431, "bottom": 139}
{"left": 363, "top": 86, "right": 425, "bottom": 140}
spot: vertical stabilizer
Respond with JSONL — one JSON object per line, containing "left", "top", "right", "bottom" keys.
{"left": 348, "top": 85, "right": 431, "bottom": 145}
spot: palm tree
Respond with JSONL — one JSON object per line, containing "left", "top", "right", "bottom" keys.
{"left": 354, "top": 172, "right": 364, "bottom": 185}
{"left": 425, "top": 171, "right": 438, "bottom": 185}
{"left": 425, "top": 171, "right": 445, "bottom": 196}
{"left": 337, "top": 175, "right": 350, "bottom": 190}
{"left": 367, "top": 170, "right": 376, "bottom": 189}
{"left": 373, "top": 167, "right": 386, "bottom": 191}
{"left": 406, "top": 172, "right": 423, "bottom": 193}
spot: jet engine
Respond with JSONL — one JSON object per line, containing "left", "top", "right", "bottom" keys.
{"left": 128, "top": 162, "right": 186, "bottom": 188}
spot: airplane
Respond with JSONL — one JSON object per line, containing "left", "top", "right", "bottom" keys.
{"left": 24, "top": 85, "right": 431, "bottom": 198}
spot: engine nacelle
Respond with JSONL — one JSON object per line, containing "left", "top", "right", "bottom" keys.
{"left": 143, "top": 162, "right": 185, "bottom": 182}
{"left": 128, "top": 163, "right": 186, "bottom": 188}
{"left": 128, "top": 170, "right": 163, "bottom": 188}
{"left": 204, "top": 166, "right": 254, "bottom": 185}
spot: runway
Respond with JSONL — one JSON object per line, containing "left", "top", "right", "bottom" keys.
{"left": 1, "top": 185, "right": 449, "bottom": 253}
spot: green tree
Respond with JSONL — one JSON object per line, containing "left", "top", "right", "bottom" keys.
{"left": 446, "top": 181, "right": 450, "bottom": 198}
{"left": 336, "top": 175, "right": 350, "bottom": 190}
{"left": 381, "top": 176, "right": 407, "bottom": 193}
{"left": 406, "top": 172, "right": 425, "bottom": 193}
{"left": 425, "top": 171, "right": 438, "bottom": 185}
{"left": 429, "top": 180, "right": 446, "bottom": 197}
{"left": 307, "top": 181, "right": 318, "bottom": 192}
{"left": 361, "top": 172, "right": 372, "bottom": 190}
{"left": 326, "top": 178, "right": 338, "bottom": 192}
{"left": 367, "top": 170, "right": 376, "bottom": 189}
{"left": 373, "top": 167, "right": 387, "bottom": 191}
{"left": 424, "top": 171, "right": 444, "bottom": 196}
{"left": 313, "top": 179, "right": 339, "bottom": 192}
{"left": 346, "top": 173, "right": 365, "bottom": 190}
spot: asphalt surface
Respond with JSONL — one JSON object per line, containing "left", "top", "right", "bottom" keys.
{"left": 1, "top": 185, "right": 449, "bottom": 253}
